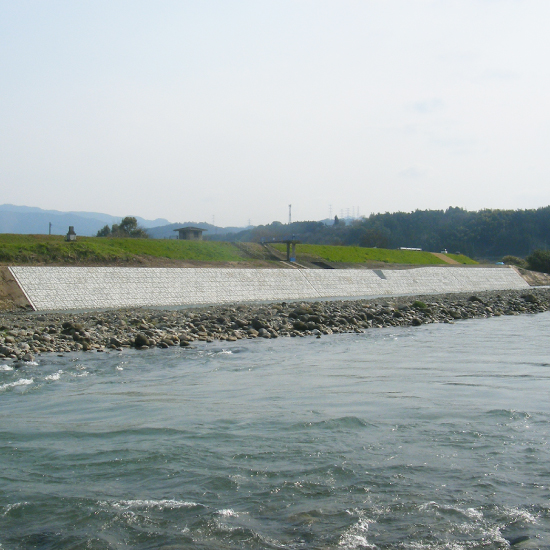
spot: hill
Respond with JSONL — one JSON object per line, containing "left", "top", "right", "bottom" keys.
{"left": 0, "top": 204, "right": 171, "bottom": 236}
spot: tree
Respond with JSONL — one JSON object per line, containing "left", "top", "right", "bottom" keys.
{"left": 96, "top": 217, "right": 149, "bottom": 238}
{"left": 502, "top": 255, "right": 526, "bottom": 268}
{"left": 96, "top": 224, "right": 111, "bottom": 237}
{"left": 526, "top": 249, "right": 550, "bottom": 273}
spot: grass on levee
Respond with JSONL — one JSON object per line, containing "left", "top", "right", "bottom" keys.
{"left": 0, "top": 234, "right": 247, "bottom": 264}
{"left": 272, "top": 243, "right": 477, "bottom": 265}
{"left": 445, "top": 253, "right": 478, "bottom": 265}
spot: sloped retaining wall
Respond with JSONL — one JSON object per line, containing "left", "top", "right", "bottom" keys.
{"left": 8, "top": 266, "right": 529, "bottom": 311}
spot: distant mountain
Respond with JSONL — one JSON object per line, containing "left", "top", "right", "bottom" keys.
{"left": 0, "top": 204, "right": 171, "bottom": 236}
{"left": 147, "top": 222, "right": 246, "bottom": 239}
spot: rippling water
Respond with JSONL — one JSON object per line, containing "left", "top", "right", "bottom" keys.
{"left": 1, "top": 312, "right": 549, "bottom": 549}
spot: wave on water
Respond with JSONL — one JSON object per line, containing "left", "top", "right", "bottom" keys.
{"left": 300, "top": 416, "right": 374, "bottom": 430}
{"left": 0, "top": 378, "right": 33, "bottom": 391}
{"left": 1, "top": 501, "right": 28, "bottom": 517}
{"left": 486, "top": 409, "right": 532, "bottom": 421}
{"left": 44, "top": 370, "right": 63, "bottom": 381}
{"left": 339, "top": 510, "right": 375, "bottom": 550}
{"left": 0, "top": 364, "right": 13, "bottom": 371}
{"left": 217, "top": 508, "right": 240, "bottom": 517}
{"left": 102, "top": 499, "right": 201, "bottom": 511}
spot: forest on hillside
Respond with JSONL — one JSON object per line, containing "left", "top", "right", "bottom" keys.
{"left": 211, "top": 207, "right": 550, "bottom": 259}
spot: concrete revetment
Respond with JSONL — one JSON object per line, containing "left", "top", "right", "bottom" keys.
{"left": 8, "top": 266, "right": 530, "bottom": 311}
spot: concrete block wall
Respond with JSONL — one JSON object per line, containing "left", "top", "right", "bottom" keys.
{"left": 9, "top": 266, "right": 529, "bottom": 311}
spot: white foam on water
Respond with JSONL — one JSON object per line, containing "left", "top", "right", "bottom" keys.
{"left": 217, "top": 508, "right": 238, "bottom": 517}
{"left": 0, "top": 365, "right": 13, "bottom": 371}
{"left": 24, "top": 361, "right": 38, "bottom": 366}
{"left": 464, "top": 507, "right": 483, "bottom": 520}
{"left": 1, "top": 502, "right": 28, "bottom": 517}
{"left": 501, "top": 506, "right": 538, "bottom": 524}
{"left": 339, "top": 511, "right": 374, "bottom": 549}
{"left": 0, "top": 378, "right": 33, "bottom": 391}
{"left": 44, "top": 370, "right": 63, "bottom": 381}
{"left": 106, "top": 499, "right": 199, "bottom": 510}
{"left": 116, "top": 366, "right": 124, "bottom": 371}
{"left": 418, "top": 500, "right": 439, "bottom": 511}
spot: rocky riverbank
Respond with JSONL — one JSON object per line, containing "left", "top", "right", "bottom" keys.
{"left": 1, "top": 288, "right": 549, "bottom": 361}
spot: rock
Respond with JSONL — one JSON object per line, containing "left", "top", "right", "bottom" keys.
{"left": 521, "top": 293, "right": 538, "bottom": 303}
{"left": 411, "top": 317, "right": 422, "bottom": 326}
{"left": 22, "top": 352, "right": 35, "bottom": 362}
{"left": 252, "top": 318, "right": 267, "bottom": 330}
{"left": 134, "top": 333, "right": 150, "bottom": 347}
{"left": 110, "top": 337, "right": 123, "bottom": 347}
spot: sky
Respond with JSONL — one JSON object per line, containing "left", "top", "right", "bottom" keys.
{"left": 1, "top": 1, "right": 549, "bottom": 227}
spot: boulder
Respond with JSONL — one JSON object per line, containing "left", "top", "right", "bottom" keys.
{"left": 134, "top": 333, "right": 150, "bottom": 347}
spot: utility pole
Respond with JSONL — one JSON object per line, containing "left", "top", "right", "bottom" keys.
{"left": 49, "top": 222, "right": 52, "bottom": 235}
{"left": 289, "top": 204, "right": 292, "bottom": 224}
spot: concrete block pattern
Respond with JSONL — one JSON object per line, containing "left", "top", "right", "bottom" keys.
{"left": 9, "top": 266, "right": 529, "bottom": 311}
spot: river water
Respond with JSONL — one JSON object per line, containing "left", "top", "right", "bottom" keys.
{"left": 1, "top": 312, "right": 549, "bottom": 549}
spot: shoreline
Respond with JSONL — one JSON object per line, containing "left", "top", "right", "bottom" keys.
{"left": 1, "top": 288, "right": 549, "bottom": 361}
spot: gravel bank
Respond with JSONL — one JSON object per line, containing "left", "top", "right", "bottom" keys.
{"left": 1, "top": 288, "right": 549, "bottom": 361}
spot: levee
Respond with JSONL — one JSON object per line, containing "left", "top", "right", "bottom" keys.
{"left": 8, "top": 266, "right": 530, "bottom": 311}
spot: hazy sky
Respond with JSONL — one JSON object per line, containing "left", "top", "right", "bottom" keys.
{"left": 1, "top": 1, "right": 549, "bottom": 226}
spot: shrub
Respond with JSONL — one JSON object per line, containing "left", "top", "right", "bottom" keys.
{"left": 412, "top": 300, "right": 427, "bottom": 309}
{"left": 526, "top": 249, "right": 550, "bottom": 273}
{"left": 502, "top": 255, "right": 526, "bottom": 268}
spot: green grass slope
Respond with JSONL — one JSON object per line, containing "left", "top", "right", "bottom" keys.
{"left": 0, "top": 235, "right": 247, "bottom": 264}
{"left": 273, "top": 243, "right": 477, "bottom": 265}
{"left": 445, "top": 253, "right": 478, "bottom": 265}
{"left": 0, "top": 235, "right": 478, "bottom": 266}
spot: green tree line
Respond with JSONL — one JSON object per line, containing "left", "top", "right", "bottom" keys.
{"left": 96, "top": 217, "right": 148, "bottom": 238}
{"left": 212, "top": 206, "right": 550, "bottom": 260}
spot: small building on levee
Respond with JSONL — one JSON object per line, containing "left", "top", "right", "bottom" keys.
{"left": 173, "top": 226, "right": 207, "bottom": 241}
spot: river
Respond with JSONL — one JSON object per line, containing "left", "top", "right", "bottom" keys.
{"left": 1, "top": 312, "right": 549, "bottom": 549}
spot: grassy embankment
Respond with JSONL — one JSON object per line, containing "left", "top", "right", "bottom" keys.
{"left": 272, "top": 243, "right": 478, "bottom": 265}
{"left": 0, "top": 234, "right": 478, "bottom": 266}
{"left": 0, "top": 235, "right": 247, "bottom": 264}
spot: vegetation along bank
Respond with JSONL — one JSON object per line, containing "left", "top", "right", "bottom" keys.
{"left": 1, "top": 289, "right": 548, "bottom": 362}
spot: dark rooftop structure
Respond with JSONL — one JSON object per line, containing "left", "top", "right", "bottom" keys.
{"left": 173, "top": 226, "right": 207, "bottom": 241}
